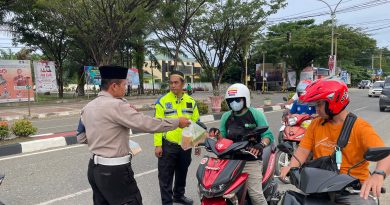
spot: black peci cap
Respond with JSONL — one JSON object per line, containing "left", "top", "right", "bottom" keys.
{"left": 99, "top": 65, "right": 128, "bottom": 79}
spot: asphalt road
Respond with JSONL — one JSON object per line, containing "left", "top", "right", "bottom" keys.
{"left": 1, "top": 88, "right": 390, "bottom": 205}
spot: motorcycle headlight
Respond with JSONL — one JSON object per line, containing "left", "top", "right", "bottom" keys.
{"left": 288, "top": 117, "right": 298, "bottom": 126}
{"left": 211, "top": 184, "right": 226, "bottom": 193}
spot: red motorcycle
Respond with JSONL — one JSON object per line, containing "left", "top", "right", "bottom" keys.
{"left": 196, "top": 126, "right": 280, "bottom": 205}
{"left": 276, "top": 113, "right": 313, "bottom": 184}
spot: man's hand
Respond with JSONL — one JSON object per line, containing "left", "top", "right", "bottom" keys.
{"left": 360, "top": 173, "right": 385, "bottom": 199}
{"left": 178, "top": 117, "right": 191, "bottom": 128}
{"left": 280, "top": 166, "right": 292, "bottom": 180}
{"left": 249, "top": 143, "right": 264, "bottom": 156}
{"left": 195, "top": 147, "right": 201, "bottom": 156}
{"left": 155, "top": 146, "right": 163, "bottom": 158}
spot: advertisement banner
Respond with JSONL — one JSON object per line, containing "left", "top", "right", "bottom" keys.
{"left": 0, "top": 60, "right": 34, "bottom": 103}
{"left": 33, "top": 61, "right": 58, "bottom": 93}
{"left": 127, "top": 68, "right": 140, "bottom": 86}
{"left": 84, "top": 66, "right": 101, "bottom": 85}
{"left": 84, "top": 66, "right": 140, "bottom": 86}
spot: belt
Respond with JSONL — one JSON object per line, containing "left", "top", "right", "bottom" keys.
{"left": 92, "top": 154, "right": 131, "bottom": 166}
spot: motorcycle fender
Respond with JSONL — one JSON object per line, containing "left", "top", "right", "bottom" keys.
{"left": 201, "top": 197, "right": 226, "bottom": 205}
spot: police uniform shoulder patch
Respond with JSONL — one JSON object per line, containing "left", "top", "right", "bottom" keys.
{"left": 166, "top": 102, "right": 173, "bottom": 109}
{"left": 186, "top": 102, "right": 193, "bottom": 108}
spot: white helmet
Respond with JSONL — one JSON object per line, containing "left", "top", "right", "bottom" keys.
{"left": 225, "top": 83, "right": 251, "bottom": 107}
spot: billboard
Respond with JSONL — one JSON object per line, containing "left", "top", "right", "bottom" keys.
{"left": 0, "top": 60, "right": 34, "bottom": 103}
{"left": 84, "top": 66, "right": 140, "bottom": 86}
{"left": 33, "top": 61, "right": 58, "bottom": 93}
{"left": 127, "top": 68, "right": 140, "bottom": 86}
{"left": 84, "top": 66, "right": 101, "bottom": 85}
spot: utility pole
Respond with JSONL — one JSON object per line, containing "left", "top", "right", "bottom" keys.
{"left": 334, "top": 33, "right": 339, "bottom": 73}
{"left": 318, "top": 0, "right": 343, "bottom": 76}
{"left": 262, "top": 52, "right": 266, "bottom": 94}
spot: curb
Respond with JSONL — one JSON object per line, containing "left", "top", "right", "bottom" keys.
{"left": 0, "top": 104, "right": 285, "bottom": 157}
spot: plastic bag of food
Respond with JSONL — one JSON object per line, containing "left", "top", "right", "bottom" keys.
{"left": 181, "top": 122, "right": 207, "bottom": 150}
{"left": 129, "top": 140, "right": 142, "bottom": 156}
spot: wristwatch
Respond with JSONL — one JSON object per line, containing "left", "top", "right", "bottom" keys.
{"left": 373, "top": 170, "right": 386, "bottom": 179}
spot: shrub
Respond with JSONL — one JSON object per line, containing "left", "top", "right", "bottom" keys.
{"left": 196, "top": 100, "right": 209, "bottom": 115}
{"left": 0, "top": 121, "right": 9, "bottom": 140}
{"left": 11, "top": 119, "right": 37, "bottom": 137}
{"left": 221, "top": 100, "right": 229, "bottom": 112}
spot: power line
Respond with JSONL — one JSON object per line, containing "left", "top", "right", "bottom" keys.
{"left": 268, "top": 0, "right": 390, "bottom": 24}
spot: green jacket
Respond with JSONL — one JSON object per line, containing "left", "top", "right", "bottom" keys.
{"left": 154, "top": 91, "right": 200, "bottom": 146}
{"left": 219, "top": 107, "right": 274, "bottom": 143}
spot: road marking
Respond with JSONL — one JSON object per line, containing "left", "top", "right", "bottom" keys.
{"left": 36, "top": 169, "right": 158, "bottom": 205}
{"left": 353, "top": 106, "right": 369, "bottom": 112}
{"left": 0, "top": 145, "right": 85, "bottom": 161}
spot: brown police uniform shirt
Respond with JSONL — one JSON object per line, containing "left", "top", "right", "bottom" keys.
{"left": 79, "top": 91, "right": 180, "bottom": 158}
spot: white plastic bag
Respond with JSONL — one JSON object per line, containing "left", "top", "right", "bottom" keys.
{"left": 129, "top": 140, "right": 142, "bottom": 156}
{"left": 181, "top": 122, "right": 207, "bottom": 150}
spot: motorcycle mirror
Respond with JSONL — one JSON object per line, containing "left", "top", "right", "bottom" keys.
{"left": 252, "top": 126, "right": 269, "bottom": 135}
{"left": 196, "top": 121, "right": 207, "bottom": 130}
{"left": 283, "top": 97, "right": 288, "bottom": 102}
{"left": 364, "top": 147, "right": 390, "bottom": 162}
{"left": 277, "top": 142, "right": 294, "bottom": 154}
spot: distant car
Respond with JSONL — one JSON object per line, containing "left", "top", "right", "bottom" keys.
{"left": 358, "top": 80, "right": 371, "bottom": 89}
{"left": 368, "top": 81, "right": 384, "bottom": 97}
{"left": 379, "top": 77, "right": 390, "bottom": 112}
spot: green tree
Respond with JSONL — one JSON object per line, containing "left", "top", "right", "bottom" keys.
{"left": 6, "top": 0, "right": 71, "bottom": 98}
{"left": 153, "top": 0, "right": 209, "bottom": 72}
{"left": 49, "top": 0, "right": 157, "bottom": 65}
{"left": 184, "top": 0, "right": 285, "bottom": 95}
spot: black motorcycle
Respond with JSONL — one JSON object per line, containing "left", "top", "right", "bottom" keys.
{"left": 278, "top": 142, "right": 389, "bottom": 205}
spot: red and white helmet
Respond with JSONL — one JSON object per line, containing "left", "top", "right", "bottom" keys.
{"left": 299, "top": 79, "right": 349, "bottom": 116}
{"left": 225, "top": 83, "right": 251, "bottom": 107}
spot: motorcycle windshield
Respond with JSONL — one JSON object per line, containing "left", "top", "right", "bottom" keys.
{"left": 299, "top": 167, "right": 359, "bottom": 194}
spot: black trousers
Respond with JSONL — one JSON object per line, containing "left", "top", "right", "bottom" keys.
{"left": 87, "top": 159, "right": 142, "bottom": 205}
{"left": 158, "top": 139, "right": 192, "bottom": 205}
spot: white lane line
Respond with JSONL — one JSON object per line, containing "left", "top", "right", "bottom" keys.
{"left": 354, "top": 106, "right": 369, "bottom": 112}
{"left": 36, "top": 169, "right": 158, "bottom": 205}
{"left": 0, "top": 145, "right": 85, "bottom": 161}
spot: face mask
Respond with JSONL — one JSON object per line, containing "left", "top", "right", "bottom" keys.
{"left": 230, "top": 100, "right": 244, "bottom": 112}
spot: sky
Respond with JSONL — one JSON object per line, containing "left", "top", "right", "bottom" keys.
{"left": 268, "top": 0, "right": 390, "bottom": 48}
{"left": 1, "top": 0, "right": 390, "bottom": 54}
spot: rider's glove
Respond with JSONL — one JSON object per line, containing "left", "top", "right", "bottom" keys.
{"left": 252, "top": 142, "right": 267, "bottom": 155}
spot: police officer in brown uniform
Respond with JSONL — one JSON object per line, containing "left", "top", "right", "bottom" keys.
{"left": 77, "top": 65, "right": 191, "bottom": 205}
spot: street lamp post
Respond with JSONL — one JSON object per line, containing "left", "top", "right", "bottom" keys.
{"left": 262, "top": 51, "right": 266, "bottom": 94}
{"left": 318, "top": 0, "right": 343, "bottom": 76}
